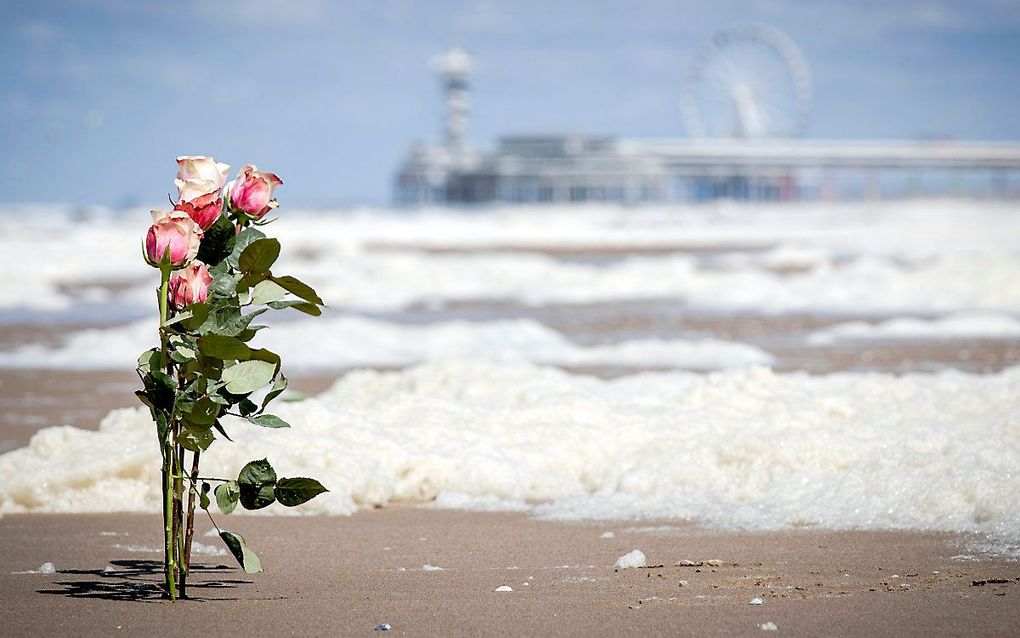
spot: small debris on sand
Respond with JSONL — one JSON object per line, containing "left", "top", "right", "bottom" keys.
{"left": 495, "top": 585, "right": 513, "bottom": 592}
{"left": 374, "top": 623, "right": 392, "bottom": 631}
{"left": 675, "top": 560, "right": 703, "bottom": 567}
{"left": 14, "top": 562, "right": 57, "bottom": 574}
{"left": 971, "top": 578, "right": 1010, "bottom": 586}
{"left": 600, "top": 531, "right": 615, "bottom": 539}
{"left": 759, "top": 622, "right": 778, "bottom": 631}
{"left": 750, "top": 597, "right": 764, "bottom": 605}
{"left": 615, "top": 550, "right": 647, "bottom": 569}
{"left": 422, "top": 564, "right": 444, "bottom": 572}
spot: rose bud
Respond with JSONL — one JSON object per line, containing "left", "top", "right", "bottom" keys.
{"left": 227, "top": 164, "right": 282, "bottom": 220}
{"left": 167, "top": 261, "right": 213, "bottom": 310}
{"left": 175, "top": 155, "right": 230, "bottom": 203}
{"left": 144, "top": 209, "right": 203, "bottom": 268}
{"left": 175, "top": 192, "right": 222, "bottom": 231}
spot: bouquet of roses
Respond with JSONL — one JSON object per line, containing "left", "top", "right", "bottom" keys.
{"left": 136, "top": 156, "right": 327, "bottom": 600}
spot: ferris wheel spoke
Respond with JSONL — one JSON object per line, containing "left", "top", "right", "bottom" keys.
{"left": 683, "top": 26, "right": 811, "bottom": 139}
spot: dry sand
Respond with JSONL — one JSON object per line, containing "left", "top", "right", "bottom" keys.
{"left": 1, "top": 510, "right": 1017, "bottom": 637}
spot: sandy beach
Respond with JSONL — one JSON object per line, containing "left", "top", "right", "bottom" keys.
{"left": 1, "top": 201, "right": 1018, "bottom": 635}
{"left": 2, "top": 510, "right": 1018, "bottom": 637}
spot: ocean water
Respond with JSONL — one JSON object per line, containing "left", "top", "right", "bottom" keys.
{"left": 0, "top": 200, "right": 1018, "bottom": 550}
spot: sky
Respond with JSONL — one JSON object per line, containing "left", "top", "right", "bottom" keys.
{"left": 1, "top": 0, "right": 1019, "bottom": 206}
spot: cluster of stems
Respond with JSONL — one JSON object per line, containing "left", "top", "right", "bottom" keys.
{"left": 158, "top": 266, "right": 202, "bottom": 600}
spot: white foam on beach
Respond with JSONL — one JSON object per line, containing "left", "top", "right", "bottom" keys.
{"left": 2, "top": 200, "right": 1018, "bottom": 317}
{"left": 12, "top": 561, "right": 56, "bottom": 574}
{"left": 0, "top": 316, "right": 772, "bottom": 371}
{"left": 808, "top": 312, "right": 1020, "bottom": 344}
{"left": 614, "top": 550, "right": 647, "bottom": 569}
{"left": 1, "top": 362, "right": 1017, "bottom": 550}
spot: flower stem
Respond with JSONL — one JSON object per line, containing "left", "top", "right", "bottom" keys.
{"left": 183, "top": 450, "right": 201, "bottom": 572}
{"left": 174, "top": 442, "right": 185, "bottom": 596}
{"left": 157, "top": 266, "right": 177, "bottom": 601}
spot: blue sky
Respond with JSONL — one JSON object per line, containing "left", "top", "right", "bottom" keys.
{"left": 2, "top": 0, "right": 1018, "bottom": 206}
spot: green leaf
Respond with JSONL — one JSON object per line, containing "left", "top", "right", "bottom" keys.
{"left": 235, "top": 326, "right": 266, "bottom": 342}
{"left": 248, "top": 348, "right": 281, "bottom": 376}
{"left": 153, "top": 409, "right": 169, "bottom": 445}
{"left": 170, "top": 345, "right": 196, "bottom": 363}
{"left": 213, "top": 419, "right": 233, "bottom": 441}
{"left": 219, "top": 530, "right": 263, "bottom": 574}
{"left": 205, "top": 306, "right": 267, "bottom": 338}
{"left": 235, "top": 272, "right": 267, "bottom": 295}
{"left": 220, "top": 360, "right": 276, "bottom": 394}
{"left": 196, "top": 214, "right": 237, "bottom": 266}
{"left": 199, "top": 482, "right": 211, "bottom": 510}
{"left": 177, "top": 426, "right": 213, "bottom": 452}
{"left": 238, "top": 458, "right": 277, "bottom": 486}
{"left": 249, "top": 280, "right": 288, "bottom": 305}
{"left": 214, "top": 481, "right": 240, "bottom": 514}
{"left": 274, "top": 477, "right": 328, "bottom": 507}
{"left": 239, "top": 483, "right": 276, "bottom": 510}
{"left": 237, "top": 458, "right": 277, "bottom": 510}
{"left": 238, "top": 398, "right": 258, "bottom": 417}
{"left": 197, "top": 334, "right": 252, "bottom": 361}
{"left": 239, "top": 238, "right": 280, "bottom": 275}
{"left": 269, "top": 275, "right": 324, "bottom": 306}
{"left": 162, "top": 310, "right": 193, "bottom": 328}
{"left": 208, "top": 259, "right": 230, "bottom": 277}
{"left": 180, "top": 302, "right": 211, "bottom": 332}
{"left": 268, "top": 299, "right": 322, "bottom": 316}
{"left": 209, "top": 273, "right": 237, "bottom": 298}
{"left": 228, "top": 227, "right": 266, "bottom": 269}
{"left": 140, "top": 370, "right": 176, "bottom": 413}
{"left": 247, "top": 414, "right": 290, "bottom": 429}
{"left": 261, "top": 374, "right": 288, "bottom": 410}
{"left": 182, "top": 396, "right": 220, "bottom": 427}
{"left": 136, "top": 348, "right": 163, "bottom": 375}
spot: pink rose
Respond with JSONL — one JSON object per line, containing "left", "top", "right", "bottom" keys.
{"left": 175, "top": 192, "right": 221, "bottom": 231}
{"left": 144, "top": 209, "right": 203, "bottom": 268}
{"left": 175, "top": 155, "right": 230, "bottom": 203}
{"left": 168, "top": 261, "right": 213, "bottom": 309}
{"left": 227, "top": 164, "right": 282, "bottom": 219}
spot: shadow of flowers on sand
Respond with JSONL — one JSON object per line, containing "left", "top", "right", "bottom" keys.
{"left": 37, "top": 559, "right": 251, "bottom": 602}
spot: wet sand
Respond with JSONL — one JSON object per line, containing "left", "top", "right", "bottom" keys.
{"left": 1, "top": 510, "right": 1017, "bottom": 637}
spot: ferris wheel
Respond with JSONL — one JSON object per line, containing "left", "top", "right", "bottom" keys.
{"left": 682, "top": 26, "right": 812, "bottom": 139}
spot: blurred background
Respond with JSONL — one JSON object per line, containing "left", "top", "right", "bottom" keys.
{"left": 2, "top": 0, "right": 1019, "bottom": 207}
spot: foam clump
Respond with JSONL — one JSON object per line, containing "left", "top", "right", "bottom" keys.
{"left": 189, "top": 541, "right": 226, "bottom": 556}
{"left": 0, "top": 316, "right": 771, "bottom": 372}
{"left": 614, "top": 550, "right": 646, "bottom": 569}
{"left": 0, "top": 361, "right": 1018, "bottom": 552}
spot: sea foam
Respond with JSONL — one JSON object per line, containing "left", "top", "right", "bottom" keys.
{"left": 0, "top": 316, "right": 771, "bottom": 371}
{"left": 1, "top": 362, "right": 1017, "bottom": 549}
{"left": 2, "top": 200, "right": 1018, "bottom": 317}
